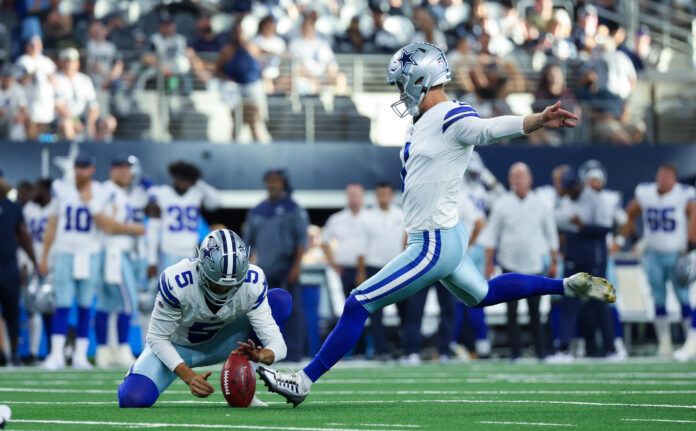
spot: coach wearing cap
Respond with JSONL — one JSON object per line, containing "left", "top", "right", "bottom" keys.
{"left": 0, "top": 171, "right": 37, "bottom": 365}
{"left": 244, "top": 169, "right": 309, "bottom": 361}
{"left": 554, "top": 168, "right": 615, "bottom": 359}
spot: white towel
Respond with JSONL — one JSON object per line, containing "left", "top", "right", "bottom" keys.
{"left": 73, "top": 252, "right": 90, "bottom": 280}
{"left": 104, "top": 248, "right": 123, "bottom": 285}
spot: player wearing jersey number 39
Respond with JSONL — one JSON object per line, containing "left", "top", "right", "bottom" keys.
{"left": 118, "top": 229, "right": 292, "bottom": 408}
{"left": 258, "top": 42, "right": 616, "bottom": 407}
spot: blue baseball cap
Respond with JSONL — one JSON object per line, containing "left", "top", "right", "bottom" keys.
{"left": 110, "top": 156, "right": 132, "bottom": 167}
{"left": 561, "top": 168, "right": 581, "bottom": 189}
{"left": 74, "top": 154, "right": 96, "bottom": 168}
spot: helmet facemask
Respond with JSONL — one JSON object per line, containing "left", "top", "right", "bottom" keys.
{"left": 390, "top": 74, "right": 430, "bottom": 118}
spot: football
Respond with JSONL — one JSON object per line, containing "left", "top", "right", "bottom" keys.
{"left": 220, "top": 352, "right": 256, "bottom": 408}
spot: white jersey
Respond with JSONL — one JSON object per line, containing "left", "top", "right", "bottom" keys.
{"left": 149, "top": 33, "right": 190, "bottom": 74}
{"left": 24, "top": 200, "right": 55, "bottom": 259}
{"left": 147, "top": 259, "right": 284, "bottom": 370}
{"left": 400, "top": 100, "right": 524, "bottom": 232}
{"left": 535, "top": 184, "right": 561, "bottom": 212}
{"left": 149, "top": 182, "right": 220, "bottom": 258}
{"left": 361, "top": 205, "right": 405, "bottom": 268}
{"left": 129, "top": 182, "right": 150, "bottom": 259}
{"left": 456, "top": 190, "right": 485, "bottom": 240}
{"left": 635, "top": 183, "right": 696, "bottom": 253}
{"left": 51, "top": 179, "right": 106, "bottom": 254}
{"left": 101, "top": 180, "right": 134, "bottom": 251}
{"left": 54, "top": 72, "right": 97, "bottom": 118}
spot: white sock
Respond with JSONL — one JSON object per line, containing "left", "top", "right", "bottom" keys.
{"left": 298, "top": 370, "right": 313, "bottom": 388}
{"left": 654, "top": 317, "right": 672, "bottom": 345}
{"left": 50, "top": 335, "right": 66, "bottom": 358}
{"left": 75, "top": 338, "right": 89, "bottom": 359}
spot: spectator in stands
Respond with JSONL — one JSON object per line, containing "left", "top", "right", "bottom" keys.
{"left": 217, "top": 21, "right": 268, "bottom": 143}
{"left": 322, "top": 183, "right": 368, "bottom": 303}
{"left": 499, "top": 0, "right": 528, "bottom": 47}
{"left": 0, "top": 66, "right": 28, "bottom": 141}
{"left": 12, "top": 0, "right": 50, "bottom": 59}
{"left": 104, "top": 12, "right": 139, "bottom": 52}
{"left": 250, "top": 16, "right": 287, "bottom": 94}
{"left": 244, "top": 169, "right": 309, "bottom": 362}
{"left": 289, "top": 14, "right": 346, "bottom": 95}
{"left": 536, "top": 9, "right": 577, "bottom": 61}
{"left": 410, "top": 7, "right": 447, "bottom": 52}
{"left": 336, "top": 16, "right": 374, "bottom": 54}
{"left": 357, "top": 182, "right": 404, "bottom": 360}
{"left": 572, "top": 5, "right": 599, "bottom": 60}
{"left": 85, "top": 20, "right": 124, "bottom": 92}
{"left": 15, "top": 36, "right": 56, "bottom": 140}
{"left": 480, "top": 162, "right": 559, "bottom": 360}
{"left": 139, "top": 13, "right": 192, "bottom": 95}
{"left": 190, "top": 13, "right": 225, "bottom": 54}
{"left": 530, "top": 64, "right": 578, "bottom": 145}
{"left": 54, "top": 47, "right": 116, "bottom": 141}
{"left": 370, "top": 8, "right": 400, "bottom": 54}
{"left": 42, "top": 4, "right": 74, "bottom": 50}
{"left": 618, "top": 26, "right": 660, "bottom": 73}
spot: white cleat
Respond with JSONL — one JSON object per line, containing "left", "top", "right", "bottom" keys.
{"left": 657, "top": 339, "right": 673, "bottom": 358}
{"left": 398, "top": 353, "right": 422, "bottom": 366}
{"left": 72, "top": 355, "right": 93, "bottom": 370}
{"left": 564, "top": 273, "right": 616, "bottom": 303}
{"left": 95, "top": 346, "right": 113, "bottom": 368}
{"left": 257, "top": 366, "right": 310, "bottom": 407}
{"left": 42, "top": 354, "right": 65, "bottom": 371}
{"left": 544, "top": 352, "right": 574, "bottom": 364}
{"left": 673, "top": 334, "right": 696, "bottom": 362}
{"left": 114, "top": 344, "right": 136, "bottom": 368}
{"left": 249, "top": 395, "right": 268, "bottom": 407}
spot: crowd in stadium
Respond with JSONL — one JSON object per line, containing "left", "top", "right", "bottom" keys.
{"left": 0, "top": 0, "right": 680, "bottom": 144}
{"left": 1, "top": 149, "right": 695, "bottom": 367}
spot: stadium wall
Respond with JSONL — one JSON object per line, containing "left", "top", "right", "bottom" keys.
{"left": 2, "top": 141, "right": 696, "bottom": 200}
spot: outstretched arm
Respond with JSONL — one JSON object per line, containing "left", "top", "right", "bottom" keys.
{"left": 523, "top": 101, "right": 579, "bottom": 134}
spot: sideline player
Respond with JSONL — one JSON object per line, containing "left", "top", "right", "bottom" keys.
{"left": 258, "top": 42, "right": 615, "bottom": 406}
{"left": 117, "top": 229, "right": 292, "bottom": 407}
{"left": 146, "top": 161, "right": 220, "bottom": 276}
{"left": 620, "top": 164, "right": 696, "bottom": 356}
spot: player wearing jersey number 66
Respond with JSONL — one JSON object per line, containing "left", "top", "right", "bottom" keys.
{"left": 258, "top": 42, "right": 614, "bottom": 407}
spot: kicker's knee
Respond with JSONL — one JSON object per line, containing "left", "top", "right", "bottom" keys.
{"left": 118, "top": 373, "right": 159, "bottom": 408}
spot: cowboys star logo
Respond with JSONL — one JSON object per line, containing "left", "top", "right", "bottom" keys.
{"left": 201, "top": 244, "right": 219, "bottom": 262}
{"left": 397, "top": 50, "right": 417, "bottom": 69}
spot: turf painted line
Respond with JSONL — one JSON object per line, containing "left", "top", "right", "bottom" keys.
{"left": 11, "top": 419, "right": 411, "bottom": 431}
{"left": 479, "top": 421, "right": 575, "bottom": 427}
{"left": 622, "top": 419, "right": 696, "bottom": 424}
{"left": 326, "top": 423, "right": 420, "bottom": 428}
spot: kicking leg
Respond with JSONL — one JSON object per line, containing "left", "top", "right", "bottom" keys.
{"left": 258, "top": 229, "right": 455, "bottom": 406}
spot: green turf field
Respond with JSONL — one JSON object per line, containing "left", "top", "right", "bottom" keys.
{"left": 1, "top": 358, "right": 696, "bottom": 431}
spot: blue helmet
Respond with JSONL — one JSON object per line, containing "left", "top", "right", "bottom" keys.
{"left": 195, "top": 229, "right": 250, "bottom": 305}
{"left": 386, "top": 43, "right": 451, "bottom": 117}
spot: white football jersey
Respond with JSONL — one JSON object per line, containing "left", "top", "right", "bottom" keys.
{"left": 149, "top": 259, "right": 281, "bottom": 350}
{"left": 51, "top": 179, "right": 106, "bottom": 254}
{"left": 635, "top": 183, "right": 696, "bottom": 253}
{"left": 400, "top": 100, "right": 524, "bottom": 232}
{"left": 101, "top": 180, "right": 135, "bottom": 251}
{"left": 129, "top": 182, "right": 150, "bottom": 259}
{"left": 149, "top": 183, "right": 219, "bottom": 258}
{"left": 24, "top": 200, "right": 55, "bottom": 259}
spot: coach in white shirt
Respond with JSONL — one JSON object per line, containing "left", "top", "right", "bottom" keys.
{"left": 480, "top": 162, "right": 559, "bottom": 359}
{"left": 357, "top": 182, "right": 405, "bottom": 358}
{"left": 322, "top": 183, "right": 369, "bottom": 298}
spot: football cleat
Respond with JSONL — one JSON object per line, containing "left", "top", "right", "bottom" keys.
{"left": 257, "top": 366, "right": 310, "bottom": 407}
{"left": 673, "top": 332, "right": 696, "bottom": 362}
{"left": 72, "top": 355, "right": 93, "bottom": 370}
{"left": 249, "top": 395, "right": 268, "bottom": 407}
{"left": 42, "top": 354, "right": 65, "bottom": 371}
{"left": 95, "top": 346, "right": 113, "bottom": 368}
{"left": 564, "top": 273, "right": 616, "bottom": 303}
{"left": 114, "top": 344, "right": 136, "bottom": 367}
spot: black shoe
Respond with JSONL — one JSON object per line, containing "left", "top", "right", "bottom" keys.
{"left": 0, "top": 351, "right": 6, "bottom": 367}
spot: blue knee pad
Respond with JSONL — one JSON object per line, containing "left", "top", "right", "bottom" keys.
{"left": 267, "top": 288, "right": 293, "bottom": 329}
{"left": 118, "top": 373, "right": 159, "bottom": 408}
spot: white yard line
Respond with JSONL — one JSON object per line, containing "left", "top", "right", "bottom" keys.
{"left": 622, "top": 419, "right": 696, "bottom": 424}
{"left": 11, "top": 419, "right": 409, "bottom": 431}
{"left": 326, "top": 424, "right": 419, "bottom": 429}
{"left": 479, "top": 421, "right": 574, "bottom": 427}
{"left": 3, "top": 399, "right": 696, "bottom": 410}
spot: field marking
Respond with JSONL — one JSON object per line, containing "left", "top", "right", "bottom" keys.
{"left": 622, "top": 418, "right": 696, "bottom": 424}
{"left": 479, "top": 421, "right": 574, "bottom": 427}
{"left": 327, "top": 424, "right": 419, "bottom": 429}
{"left": 11, "top": 419, "right": 409, "bottom": 431}
{"left": 5, "top": 388, "right": 696, "bottom": 397}
{"left": 4, "top": 398, "right": 696, "bottom": 410}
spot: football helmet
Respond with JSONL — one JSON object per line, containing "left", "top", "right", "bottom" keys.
{"left": 386, "top": 42, "right": 451, "bottom": 117}
{"left": 674, "top": 251, "right": 696, "bottom": 287}
{"left": 195, "top": 229, "right": 250, "bottom": 306}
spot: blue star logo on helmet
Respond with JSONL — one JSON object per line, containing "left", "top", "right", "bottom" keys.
{"left": 201, "top": 243, "right": 219, "bottom": 262}
{"left": 397, "top": 50, "right": 417, "bottom": 69}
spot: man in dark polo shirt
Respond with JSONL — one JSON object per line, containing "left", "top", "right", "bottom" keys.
{"left": 244, "top": 169, "right": 309, "bottom": 361}
{"left": 0, "top": 172, "right": 37, "bottom": 366}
